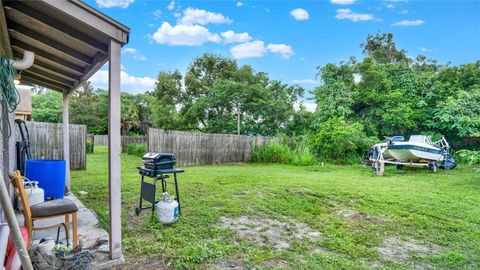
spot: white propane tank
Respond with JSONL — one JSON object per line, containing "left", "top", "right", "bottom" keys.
{"left": 20, "top": 179, "right": 44, "bottom": 210}
{"left": 156, "top": 192, "right": 179, "bottom": 224}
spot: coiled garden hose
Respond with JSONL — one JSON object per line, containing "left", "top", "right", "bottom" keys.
{"left": 0, "top": 55, "right": 21, "bottom": 137}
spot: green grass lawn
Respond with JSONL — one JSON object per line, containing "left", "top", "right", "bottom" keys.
{"left": 71, "top": 147, "right": 480, "bottom": 270}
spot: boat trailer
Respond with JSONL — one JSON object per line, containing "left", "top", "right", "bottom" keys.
{"left": 369, "top": 144, "right": 439, "bottom": 176}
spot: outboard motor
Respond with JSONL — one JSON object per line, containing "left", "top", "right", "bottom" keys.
{"left": 15, "top": 119, "right": 32, "bottom": 175}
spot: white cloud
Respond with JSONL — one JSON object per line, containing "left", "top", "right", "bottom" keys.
{"left": 236, "top": 1, "right": 243, "bottom": 7}
{"left": 292, "top": 79, "right": 319, "bottom": 85}
{"left": 230, "top": 41, "right": 267, "bottom": 59}
{"left": 330, "top": 0, "right": 357, "bottom": 5}
{"left": 290, "top": 8, "right": 309, "bottom": 21}
{"left": 96, "top": 0, "right": 134, "bottom": 8}
{"left": 386, "top": 4, "right": 395, "bottom": 8}
{"left": 133, "top": 55, "right": 147, "bottom": 61}
{"left": 267, "top": 44, "right": 294, "bottom": 59}
{"left": 153, "top": 10, "right": 162, "bottom": 19}
{"left": 178, "top": 8, "right": 232, "bottom": 25}
{"left": 230, "top": 41, "right": 295, "bottom": 59}
{"left": 151, "top": 22, "right": 221, "bottom": 46}
{"left": 122, "top": 47, "right": 137, "bottom": 54}
{"left": 392, "top": 19, "right": 425, "bottom": 26}
{"left": 335, "top": 9, "right": 373, "bottom": 22}
{"left": 122, "top": 47, "right": 147, "bottom": 61}
{"left": 420, "top": 47, "right": 432, "bottom": 52}
{"left": 399, "top": 9, "right": 408, "bottom": 14}
{"left": 220, "top": 30, "right": 251, "bottom": 44}
{"left": 90, "top": 70, "right": 156, "bottom": 93}
{"left": 167, "top": 0, "right": 175, "bottom": 11}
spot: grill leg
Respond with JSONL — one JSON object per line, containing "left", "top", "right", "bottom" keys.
{"left": 136, "top": 174, "right": 145, "bottom": 216}
{"left": 174, "top": 173, "right": 180, "bottom": 214}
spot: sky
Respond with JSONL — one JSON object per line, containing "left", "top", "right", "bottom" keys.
{"left": 85, "top": 0, "right": 480, "bottom": 111}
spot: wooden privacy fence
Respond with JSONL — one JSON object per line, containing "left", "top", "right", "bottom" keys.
{"left": 93, "top": 135, "right": 108, "bottom": 146}
{"left": 93, "top": 135, "right": 147, "bottom": 152}
{"left": 121, "top": 136, "right": 146, "bottom": 152}
{"left": 148, "top": 128, "right": 271, "bottom": 166}
{"left": 16, "top": 122, "right": 86, "bottom": 170}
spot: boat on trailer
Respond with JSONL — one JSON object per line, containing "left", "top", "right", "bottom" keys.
{"left": 368, "top": 135, "right": 456, "bottom": 176}
{"left": 387, "top": 135, "right": 446, "bottom": 162}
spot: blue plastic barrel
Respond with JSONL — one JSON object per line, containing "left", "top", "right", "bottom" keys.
{"left": 25, "top": 160, "right": 66, "bottom": 200}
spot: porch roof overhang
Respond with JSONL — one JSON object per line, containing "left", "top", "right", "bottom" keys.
{"left": 0, "top": 0, "right": 130, "bottom": 93}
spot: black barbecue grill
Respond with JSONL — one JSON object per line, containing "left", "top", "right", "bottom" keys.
{"left": 135, "top": 153, "right": 184, "bottom": 216}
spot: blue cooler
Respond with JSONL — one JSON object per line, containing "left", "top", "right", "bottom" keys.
{"left": 25, "top": 160, "right": 66, "bottom": 200}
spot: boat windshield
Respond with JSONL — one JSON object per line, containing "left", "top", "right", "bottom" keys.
{"left": 409, "top": 135, "right": 432, "bottom": 144}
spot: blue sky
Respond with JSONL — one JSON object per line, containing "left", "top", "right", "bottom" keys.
{"left": 86, "top": 0, "right": 480, "bottom": 110}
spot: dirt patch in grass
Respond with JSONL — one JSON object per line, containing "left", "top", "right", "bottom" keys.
{"left": 213, "top": 256, "right": 289, "bottom": 270}
{"left": 115, "top": 255, "right": 170, "bottom": 270}
{"left": 335, "top": 209, "right": 391, "bottom": 223}
{"left": 218, "top": 215, "right": 321, "bottom": 251}
{"left": 213, "top": 256, "right": 246, "bottom": 270}
{"left": 377, "top": 236, "right": 440, "bottom": 264}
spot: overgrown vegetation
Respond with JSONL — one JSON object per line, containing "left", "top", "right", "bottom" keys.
{"left": 309, "top": 117, "right": 375, "bottom": 164}
{"left": 72, "top": 147, "right": 480, "bottom": 269}
{"left": 126, "top": 143, "right": 147, "bottom": 157}
{"left": 86, "top": 139, "right": 94, "bottom": 154}
{"left": 455, "top": 150, "right": 480, "bottom": 166}
{"left": 250, "top": 140, "right": 316, "bottom": 166}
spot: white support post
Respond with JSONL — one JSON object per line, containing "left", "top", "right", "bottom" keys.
{"left": 63, "top": 91, "right": 71, "bottom": 193}
{"left": 108, "top": 40, "right": 122, "bottom": 260}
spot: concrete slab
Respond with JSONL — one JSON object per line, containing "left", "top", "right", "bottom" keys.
{"left": 15, "top": 193, "right": 123, "bottom": 269}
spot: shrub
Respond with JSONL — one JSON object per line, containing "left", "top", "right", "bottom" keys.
{"left": 309, "top": 117, "right": 375, "bottom": 164}
{"left": 127, "top": 143, "right": 147, "bottom": 157}
{"left": 455, "top": 149, "right": 480, "bottom": 165}
{"left": 86, "top": 140, "right": 94, "bottom": 154}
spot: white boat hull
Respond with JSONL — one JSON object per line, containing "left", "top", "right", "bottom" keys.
{"left": 387, "top": 143, "right": 445, "bottom": 162}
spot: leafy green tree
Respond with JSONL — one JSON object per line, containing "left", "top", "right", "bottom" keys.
{"left": 312, "top": 32, "right": 480, "bottom": 151}
{"left": 32, "top": 90, "right": 62, "bottom": 123}
{"left": 361, "top": 33, "right": 408, "bottom": 64}
{"left": 133, "top": 93, "right": 155, "bottom": 134}
{"left": 69, "top": 81, "right": 101, "bottom": 134}
{"left": 430, "top": 88, "right": 480, "bottom": 138}
{"left": 157, "top": 53, "right": 305, "bottom": 135}
{"left": 121, "top": 92, "right": 140, "bottom": 135}
{"left": 151, "top": 70, "right": 183, "bottom": 130}
{"left": 312, "top": 63, "right": 355, "bottom": 124}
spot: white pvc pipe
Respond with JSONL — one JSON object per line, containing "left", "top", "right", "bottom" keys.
{"left": 11, "top": 51, "right": 34, "bottom": 70}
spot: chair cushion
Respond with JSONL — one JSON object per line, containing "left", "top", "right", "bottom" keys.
{"left": 30, "top": 199, "right": 78, "bottom": 218}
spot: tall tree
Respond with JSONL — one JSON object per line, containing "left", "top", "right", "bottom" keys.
{"left": 69, "top": 81, "right": 100, "bottom": 134}
{"left": 151, "top": 70, "right": 183, "bottom": 130}
{"left": 361, "top": 33, "right": 408, "bottom": 64}
{"left": 32, "top": 90, "right": 62, "bottom": 123}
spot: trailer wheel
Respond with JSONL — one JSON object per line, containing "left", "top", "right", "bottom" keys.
{"left": 428, "top": 162, "right": 437, "bottom": 173}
